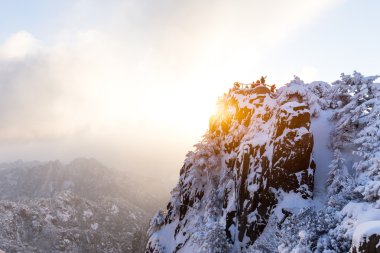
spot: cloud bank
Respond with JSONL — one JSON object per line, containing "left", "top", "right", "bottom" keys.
{"left": 0, "top": 0, "right": 343, "bottom": 186}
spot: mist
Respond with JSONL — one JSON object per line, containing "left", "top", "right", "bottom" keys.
{"left": 0, "top": 0, "right": 349, "bottom": 190}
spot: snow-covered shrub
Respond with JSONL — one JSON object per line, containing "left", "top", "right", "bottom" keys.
{"left": 187, "top": 132, "right": 222, "bottom": 171}
{"left": 308, "top": 81, "right": 331, "bottom": 110}
{"left": 277, "top": 76, "right": 322, "bottom": 117}
{"left": 246, "top": 215, "right": 282, "bottom": 253}
{"left": 146, "top": 238, "right": 165, "bottom": 253}
{"left": 204, "top": 189, "right": 224, "bottom": 221}
{"left": 148, "top": 210, "right": 165, "bottom": 235}
{"left": 191, "top": 222, "right": 232, "bottom": 253}
{"left": 278, "top": 207, "right": 339, "bottom": 253}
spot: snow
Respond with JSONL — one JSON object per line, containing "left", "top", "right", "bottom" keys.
{"left": 91, "top": 223, "right": 99, "bottom": 230}
{"left": 352, "top": 221, "right": 380, "bottom": 248}
{"left": 0, "top": 158, "right": 150, "bottom": 253}
{"left": 247, "top": 183, "right": 259, "bottom": 193}
{"left": 233, "top": 93, "right": 261, "bottom": 109}
{"left": 45, "top": 214, "right": 54, "bottom": 223}
{"left": 111, "top": 204, "right": 119, "bottom": 215}
{"left": 129, "top": 212, "right": 137, "bottom": 220}
{"left": 298, "top": 230, "right": 308, "bottom": 241}
{"left": 337, "top": 201, "right": 380, "bottom": 250}
{"left": 150, "top": 222, "right": 177, "bottom": 253}
{"left": 57, "top": 210, "right": 71, "bottom": 222}
{"left": 251, "top": 132, "right": 270, "bottom": 146}
{"left": 83, "top": 209, "right": 93, "bottom": 219}
{"left": 274, "top": 191, "right": 313, "bottom": 220}
{"left": 281, "top": 101, "right": 305, "bottom": 112}
{"left": 310, "top": 109, "right": 334, "bottom": 203}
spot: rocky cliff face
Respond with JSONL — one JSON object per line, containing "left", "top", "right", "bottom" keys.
{"left": 352, "top": 234, "right": 380, "bottom": 253}
{"left": 146, "top": 84, "right": 316, "bottom": 252}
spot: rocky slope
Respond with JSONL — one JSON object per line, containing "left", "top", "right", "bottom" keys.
{"left": 147, "top": 73, "right": 380, "bottom": 253}
{"left": 147, "top": 81, "right": 317, "bottom": 252}
{"left": 0, "top": 191, "right": 146, "bottom": 253}
{"left": 0, "top": 158, "right": 156, "bottom": 253}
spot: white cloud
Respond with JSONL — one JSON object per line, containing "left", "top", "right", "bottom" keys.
{"left": 0, "top": 1, "right": 344, "bottom": 178}
{"left": 0, "top": 31, "right": 42, "bottom": 60}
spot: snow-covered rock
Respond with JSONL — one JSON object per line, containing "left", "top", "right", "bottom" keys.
{"left": 352, "top": 221, "right": 380, "bottom": 252}
{"left": 147, "top": 72, "right": 380, "bottom": 253}
{"left": 147, "top": 83, "right": 316, "bottom": 252}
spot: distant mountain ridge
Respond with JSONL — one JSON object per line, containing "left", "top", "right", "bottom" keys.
{"left": 0, "top": 191, "right": 147, "bottom": 252}
{"left": 0, "top": 157, "right": 159, "bottom": 253}
{"left": 0, "top": 157, "right": 161, "bottom": 212}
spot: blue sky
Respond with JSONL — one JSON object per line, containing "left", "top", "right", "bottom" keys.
{"left": 0, "top": 1, "right": 68, "bottom": 40}
{"left": 264, "top": 0, "right": 380, "bottom": 83}
{"left": 0, "top": 1, "right": 378, "bottom": 183}
{"left": 0, "top": 0, "right": 378, "bottom": 82}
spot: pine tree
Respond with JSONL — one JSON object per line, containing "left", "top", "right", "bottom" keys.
{"left": 329, "top": 71, "right": 379, "bottom": 149}
{"left": 326, "top": 149, "right": 354, "bottom": 208}
{"left": 354, "top": 99, "right": 380, "bottom": 203}
{"left": 194, "top": 222, "right": 232, "bottom": 253}
{"left": 326, "top": 149, "right": 351, "bottom": 196}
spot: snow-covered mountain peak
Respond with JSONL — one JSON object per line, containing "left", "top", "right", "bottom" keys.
{"left": 147, "top": 82, "right": 316, "bottom": 252}
{"left": 146, "top": 73, "right": 380, "bottom": 253}
{"left": 0, "top": 157, "right": 159, "bottom": 252}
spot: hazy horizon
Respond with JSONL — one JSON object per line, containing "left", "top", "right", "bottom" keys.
{"left": 0, "top": 0, "right": 379, "bottom": 187}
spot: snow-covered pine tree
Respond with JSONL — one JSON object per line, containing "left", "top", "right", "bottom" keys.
{"left": 353, "top": 82, "right": 380, "bottom": 204}
{"left": 328, "top": 71, "right": 380, "bottom": 203}
{"left": 191, "top": 221, "right": 232, "bottom": 253}
{"left": 329, "top": 71, "right": 379, "bottom": 149}
{"left": 277, "top": 207, "right": 338, "bottom": 253}
{"left": 326, "top": 149, "right": 348, "bottom": 195}
{"left": 326, "top": 149, "right": 354, "bottom": 208}
{"left": 307, "top": 81, "right": 331, "bottom": 110}
{"left": 290, "top": 230, "right": 312, "bottom": 253}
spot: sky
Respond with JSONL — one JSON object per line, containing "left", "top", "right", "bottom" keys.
{"left": 0, "top": 0, "right": 379, "bottom": 187}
